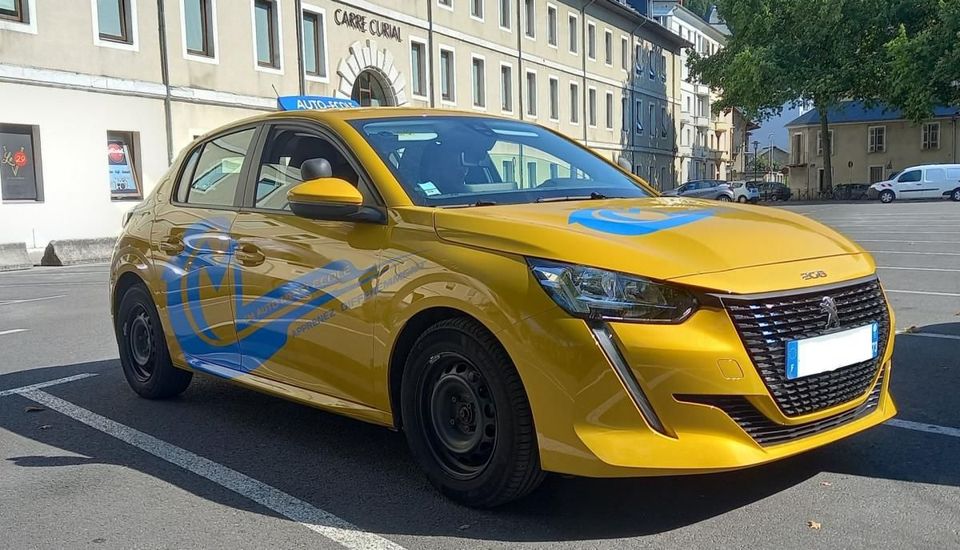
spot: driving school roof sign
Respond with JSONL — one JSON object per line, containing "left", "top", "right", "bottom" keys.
{"left": 277, "top": 96, "right": 360, "bottom": 111}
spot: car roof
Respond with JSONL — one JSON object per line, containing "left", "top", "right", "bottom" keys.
{"left": 900, "top": 164, "right": 960, "bottom": 171}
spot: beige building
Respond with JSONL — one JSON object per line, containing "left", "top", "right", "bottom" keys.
{"left": 0, "top": 0, "right": 687, "bottom": 248}
{"left": 786, "top": 101, "right": 960, "bottom": 197}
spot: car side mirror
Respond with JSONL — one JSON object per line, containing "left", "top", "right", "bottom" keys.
{"left": 287, "top": 177, "right": 385, "bottom": 223}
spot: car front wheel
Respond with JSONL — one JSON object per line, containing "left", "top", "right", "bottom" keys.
{"left": 737, "top": 196, "right": 747, "bottom": 203}
{"left": 879, "top": 190, "right": 896, "bottom": 204}
{"left": 400, "top": 317, "right": 544, "bottom": 508}
{"left": 116, "top": 284, "right": 192, "bottom": 399}
{"left": 717, "top": 195, "right": 732, "bottom": 202}
{"left": 951, "top": 189, "right": 960, "bottom": 202}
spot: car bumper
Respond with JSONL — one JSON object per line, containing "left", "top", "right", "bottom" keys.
{"left": 504, "top": 271, "right": 896, "bottom": 478}
{"left": 867, "top": 188, "right": 880, "bottom": 200}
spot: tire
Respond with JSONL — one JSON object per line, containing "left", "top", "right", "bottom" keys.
{"left": 400, "top": 317, "right": 544, "bottom": 508}
{"left": 879, "top": 190, "right": 895, "bottom": 204}
{"left": 737, "top": 196, "right": 748, "bottom": 203}
{"left": 952, "top": 189, "right": 960, "bottom": 202}
{"left": 115, "top": 284, "right": 192, "bottom": 399}
{"left": 717, "top": 195, "right": 732, "bottom": 202}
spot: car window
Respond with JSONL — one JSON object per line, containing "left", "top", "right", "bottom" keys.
{"left": 898, "top": 170, "right": 922, "bottom": 183}
{"left": 947, "top": 168, "right": 960, "bottom": 181}
{"left": 351, "top": 116, "right": 650, "bottom": 206}
{"left": 253, "top": 126, "right": 364, "bottom": 211}
{"left": 925, "top": 168, "right": 945, "bottom": 182}
{"left": 174, "top": 147, "right": 201, "bottom": 203}
{"left": 180, "top": 128, "right": 256, "bottom": 208}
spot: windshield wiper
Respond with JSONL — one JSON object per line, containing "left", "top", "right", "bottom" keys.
{"left": 443, "top": 200, "right": 498, "bottom": 208}
{"left": 536, "top": 192, "right": 614, "bottom": 203}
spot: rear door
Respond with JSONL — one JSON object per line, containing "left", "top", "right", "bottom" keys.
{"left": 151, "top": 125, "right": 260, "bottom": 375}
{"left": 922, "top": 167, "right": 947, "bottom": 198}
{"left": 228, "top": 120, "right": 389, "bottom": 407}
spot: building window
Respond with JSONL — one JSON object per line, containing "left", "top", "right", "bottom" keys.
{"left": 604, "top": 30, "right": 612, "bottom": 65}
{"left": 569, "top": 82, "right": 579, "bottom": 124}
{"left": 791, "top": 133, "right": 803, "bottom": 164}
{"left": 0, "top": 123, "right": 42, "bottom": 201}
{"left": 500, "top": 63, "right": 513, "bottom": 112}
{"left": 438, "top": 0, "right": 452, "bottom": 9}
{"left": 605, "top": 92, "right": 614, "bottom": 129}
{"left": 922, "top": 122, "right": 940, "bottom": 150}
{"left": 526, "top": 161, "right": 538, "bottom": 186}
{"left": 587, "top": 88, "right": 597, "bottom": 127}
{"left": 548, "top": 77, "right": 559, "bottom": 121}
{"left": 525, "top": 70, "right": 537, "bottom": 117}
{"left": 648, "top": 103, "right": 655, "bottom": 136}
{"left": 184, "top": 0, "right": 215, "bottom": 57}
{"left": 107, "top": 131, "right": 143, "bottom": 200}
{"left": 410, "top": 40, "right": 427, "bottom": 98}
{"left": 568, "top": 14, "right": 577, "bottom": 53}
{"left": 502, "top": 159, "right": 516, "bottom": 183}
{"left": 816, "top": 129, "right": 834, "bottom": 156}
{"left": 254, "top": 0, "right": 280, "bottom": 69}
{"left": 472, "top": 56, "right": 486, "bottom": 108}
{"left": 660, "top": 105, "right": 667, "bottom": 138}
{"left": 869, "top": 165, "right": 885, "bottom": 183}
{"left": 97, "top": 0, "right": 134, "bottom": 44}
{"left": 635, "top": 99, "right": 643, "bottom": 134}
{"left": 546, "top": 4, "right": 557, "bottom": 47}
{"left": 471, "top": 0, "right": 483, "bottom": 19}
{"left": 620, "top": 36, "right": 628, "bottom": 70}
{"left": 587, "top": 22, "right": 596, "bottom": 60}
{"left": 635, "top": 44, "right": 643, "bottom": 76}
{"left": 499, "top": 0, "right": 510, "bottom": 29}
{"left": 660, "top": 53, "right": 667, "bottom": 81}
{"left": 523, "top": 0, "right": 534, "bottom": 38}
{"left": 868, "top": 126, "right": 886, "bottom": 153}
{"left": 1, "top": 0, "right": 27, "bottom": 23}
{"left": 648, "top": 49, "right": 655, "bottom": 79}
{"left": 302, "top": 10, "right": 326, "bottom": 78}
{"left": 440, "top": 48, "right": 455, "bottom": 102}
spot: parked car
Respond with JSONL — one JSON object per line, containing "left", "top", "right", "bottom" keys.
{"left": 868, "top": 164, "right": 960, "bottom": 203}
{"left": 662, "top": 179, "right": 735, "bottom": 201}
{"left": 832, "top": 183, "right": 871, "bottom": 200}
{"left": 729, "top": 181, "right": 760, "bottom": 203}
{"left": 757, "top": 181, "right": 792, "bottom": 201}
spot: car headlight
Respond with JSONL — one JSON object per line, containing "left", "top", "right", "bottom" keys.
{"left": 527, "top": 259, "right": 698, "bottom": 323}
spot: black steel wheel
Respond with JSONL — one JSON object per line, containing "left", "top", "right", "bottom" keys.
{"left": 116, "top": 284, "right": 192, "bottom": 399}
{"left": 400, "top": 317, "right": 543, "bottom": 508}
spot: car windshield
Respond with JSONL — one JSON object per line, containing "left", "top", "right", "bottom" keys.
{"left": 350, "top": 116, "right": 652, "bottom": 207}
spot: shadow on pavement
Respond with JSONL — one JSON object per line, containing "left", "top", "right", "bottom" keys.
{"left": 0, "top": 325, "right": 956, "bottom": 543}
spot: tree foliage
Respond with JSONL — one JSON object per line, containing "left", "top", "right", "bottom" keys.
{"left": 884, "top": 0, "right": 960, "bottom": 121}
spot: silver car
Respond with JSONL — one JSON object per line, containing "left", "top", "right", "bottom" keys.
{"left": 663, "top": 179, "right": 735, "bottom": 202}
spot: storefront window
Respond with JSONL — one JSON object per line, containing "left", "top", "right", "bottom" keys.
{"left": 0, "top": 123, "right": 42, "bottom": 201}
{"left": 107, "top": 131, "right": 143, "bottom": 200}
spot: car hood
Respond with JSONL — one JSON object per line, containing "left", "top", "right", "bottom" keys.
{"left": 433, "top": 197, "right": 867, "bottom": 284}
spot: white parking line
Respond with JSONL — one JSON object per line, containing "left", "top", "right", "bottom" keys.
{"left": 0, "top": 329, "right": 28, "bottom": 337}
{"left": 878, "top": 266, "right": 960, "bottom": 273}
{"left": 0, "top": 373, "right": 99, "bottom": 398}
{"left": 886, "top": 289, "right": 960, "bottom": 297}
{"left": 10, "top": 387, "right": 405, "bottom": 550}
{"left": 896, "top": 331, "right": 960, "bottom": 342}
{"left": 887, "top": 419, "right": 960, "bottom": 439}
{"left": 0, "top": 295, "right": 66, "bottom": 306}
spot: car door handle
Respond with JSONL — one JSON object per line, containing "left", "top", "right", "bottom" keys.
{"left": 235, "top": 243, "right": 265, "bottom": 266}
{"left": 158, "top": 236, "right": 184, "bottom": 255}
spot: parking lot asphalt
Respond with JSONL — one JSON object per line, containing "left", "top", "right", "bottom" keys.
{"left": 1, "top": 200, "right": 959, "bottom": 549}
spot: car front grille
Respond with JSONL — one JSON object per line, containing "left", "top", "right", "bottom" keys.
{"left": 677, "top": 371, "right": 884, "bottom": 447}
{"left": 721, "top": 278, "right": 890, "bottom": 417}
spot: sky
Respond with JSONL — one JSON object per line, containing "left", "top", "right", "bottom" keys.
{"left": 754, "top": 103, "right": 806, "bottom": 151}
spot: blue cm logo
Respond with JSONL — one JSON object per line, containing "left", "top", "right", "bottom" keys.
{"left": 568, "top": 207, "right": 713, "bottom": 236}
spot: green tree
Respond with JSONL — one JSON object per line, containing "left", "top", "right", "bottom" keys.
{"left": 884, "top": 0, "right": 960, "bottom": 121}
{"left": 688, "top": 0, "right": 903, "bottom": 191}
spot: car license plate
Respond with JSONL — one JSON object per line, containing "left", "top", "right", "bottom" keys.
{"left": 785, "top": 323, "right": 878, "bottom": 380}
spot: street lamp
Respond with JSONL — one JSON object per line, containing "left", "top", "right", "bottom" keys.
{"left": 752, "top": 140, "right": 759, "bottom": 179}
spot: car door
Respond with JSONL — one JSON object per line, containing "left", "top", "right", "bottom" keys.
{"left": 922, "top": 168, "right": 947, "bottom": 198}
{"left": 893, "top": 169, "right": 923, "bottom": 198}
{"left": 151, "top": 125, "right": 259, "bottom": 375}
{"left": 228, "top": 121, "right": 389, "bottom": 407}
{"left": 682, "top": 181, "right": 701, "bottom": 198}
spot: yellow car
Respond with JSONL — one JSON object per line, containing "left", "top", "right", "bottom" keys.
{"left": 110, "top": 108, "right": 896, "bottom": 507}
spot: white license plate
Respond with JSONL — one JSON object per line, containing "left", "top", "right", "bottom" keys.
{"left": 785, "top": 323, "right": 878, "bottom": 380}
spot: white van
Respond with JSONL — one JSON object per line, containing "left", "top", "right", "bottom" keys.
{"left": 869, "top": 164, "right": 960, "bottom": 203}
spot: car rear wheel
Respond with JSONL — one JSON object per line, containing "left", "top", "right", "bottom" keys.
{"left": 951, "top": 189, "right": 960, "bottom": 202}
{"left": 879, "top": 190, "right": 896, "bottom": 204}
{"left": 400, "top": 317, "right": 543, "bottom": 508}
{"left": 737, "top": 196, "right": 747, "bottom": 203}
{"left": 717, "top": 195, "right": 732, "bottom": 202}
{"left": 116, "top": 284, "right": 192, "bottom": 399}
